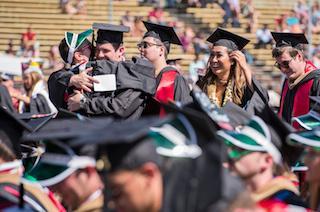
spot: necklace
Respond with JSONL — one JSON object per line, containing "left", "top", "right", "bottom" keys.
{"left": 207, "top": 79, "right": 233, "bottom": 107}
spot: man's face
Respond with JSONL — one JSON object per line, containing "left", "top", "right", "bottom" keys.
{"left": 95, "top": 43, "right": 123, "bottom": 62}
{"left": 229, "top": 152, "right": 269, "bottom": 179}
{"left": 49, "top": 170, "right": 87, "bottom": 210}
{"left": 275, "top": 50, "right": 304, "bottom": 81}
{"left": 108, "top": 169, "right": 155, "bottom": 212}
{"left": 138, "top": 37, "right": 163, "bottom": 63}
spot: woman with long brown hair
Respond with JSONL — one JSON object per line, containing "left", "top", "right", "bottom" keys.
{"left": 13, "top": 61, "right": 57, "bottom": 114}
{"left": 197, "top": 28, "right": 268, "bottom": 108}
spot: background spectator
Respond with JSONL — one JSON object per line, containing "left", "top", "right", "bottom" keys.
{"left": 241, "top": 0, "right": 257, "bottom": 32}
{"left": 5, "top": 39, "right": 15, "bottom": 56}
{"left": 221, "top": 0, "right": 241, "bottom": 28}
{"left": 148, "top": 6, "right": 165, "bottom": 24}
{"left": 46, "top": 45, "right": 64, "bottom": 71}
{"left": 294, "top": 0, "right": 308, "bottom": 26}
{"left": 193, "top": 31, "right": 209, "bottom": 55}
{"left": 255, "top": 24, "right": 273, "bottom": 49}
{"left": 121, "top": 11, "right": 134, "bottom": 29}
{"left": 131, "top": 16, "right": 145, "bottom": 37}
{"left": 21, "top": 26, "right": 37, "bottom": 57}
{"left": 286, "top": 9, "right": 303, "bottom": 33}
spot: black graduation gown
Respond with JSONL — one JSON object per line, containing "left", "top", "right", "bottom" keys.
{"left": 240, "top": 77, "right": 269, "bottom": 108}
{"left": 0, "top": 84, "right": 15, "bottom": 112}
{"left": 81, "top": 58, "right": 156, "bottom": 120}
{"left": 281, "top": 69, "right": 320, "bottom": 123}
{"left": 156, "top": 66, "right": 193, "bottom": 104}
{"left": 29, "top": 94, "right": 52, "bottom": 114}
{"left": 47, "top": 67, "right": 74, "bottom": 110}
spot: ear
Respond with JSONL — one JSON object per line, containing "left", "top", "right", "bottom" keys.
{"left": 117, "top": 46, "right": 125, "bottom": 58}
{"left": 74, "top": 51, "right": 81, "bottom": 62}
{"left": 260, "top": 154, "right": 274, "bottom": 172}
{"left": 139, "top": 162, "right": 160, "bottom": 181}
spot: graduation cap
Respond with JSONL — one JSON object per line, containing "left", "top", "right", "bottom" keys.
{"left": 93, "top": 23, "right": 130, "bottom": 45}
{"left": 291, "top": 96, "right": 320, "bottom": 130}
{"left": 69, "top": 115, "right": 208, "bottom": 172}
{"left": 23, "top": 139, "right": 96, "bottom": 187}
{"left": 142, "top": 21, "right": 182, "bottom": 53}
{"left": 217, "top": 115, "right": 283, "bottom": 164}
{"left": 254, "top": 105, "right": 302, "bottom": 166}
{"left": 292, "top": 110, "right": 320, "bottom": 130}
{"left": 15, "top": 113, "right": 54, "bottom": 132}
{"left": 22, "top": 117, "right": 113, "bottom": 142}
{"left": 271, "top": 32, "right": 308, "bottom": 48}
{"left": 287, "top": 128, "right": 320, "bottom": 152}
{"left": 206, "top": 28, "right": 250, "bottom": 51}
{"left": 23, "top": 61, "right": 43, "bottom": 75}
{"left": 0, "top": 107, "right": 33, "bottom": 159}
{"left": 221, "top": 102, "right": 252, "bottom": 128}
{"left": 166, "top": 58, "right": 182, "bottom": 65}
{"left": 64, "top": 29, "right": 93, "bottom": 64}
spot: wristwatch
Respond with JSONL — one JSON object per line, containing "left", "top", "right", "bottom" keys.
{"left": 79, "top": 95, "right": 87, "bottom": 109}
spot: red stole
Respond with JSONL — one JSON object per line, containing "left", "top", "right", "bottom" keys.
{"left": 155, "top": 70, "right": 178, "bottom": 116}
{"left": 279, "top": 61, "right": 317, "bottom": 127}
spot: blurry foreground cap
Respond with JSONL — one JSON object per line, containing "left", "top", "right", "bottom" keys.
{"left": 0, "top": 107, "right": 33, "bottom": 158}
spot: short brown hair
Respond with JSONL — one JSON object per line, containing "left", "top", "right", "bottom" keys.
{"left": 272, "top": 45, "right": 304, "bottom": 59}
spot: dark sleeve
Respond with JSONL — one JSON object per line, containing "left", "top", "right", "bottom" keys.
{"left": 241, "top": 78, "right": 269, "bottom": 107}
{"left": 0, "top": 85, "right": 15, "bottom": 112}
{"left": 310, "top": 75, "right": 320, "bottom": 109}
{"left": 30, "top": 94, "right": 51, "bottom": 114}
{"left": 174, "top": 75, "right": 193, "bottom": 104}
{"left": 47, "top": 69, "right": 73, "bottom": 109}
{"left": 81, "top": 89, "right": 145, "bottom": 118}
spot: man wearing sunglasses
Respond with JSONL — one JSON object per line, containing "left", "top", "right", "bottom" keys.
{"left": 139, "top": 21, "right": 192, "bottom": 106}
{"left": 271, "top": 32, "right": 320, "bottom": 125}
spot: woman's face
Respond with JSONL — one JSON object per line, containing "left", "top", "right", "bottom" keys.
{"left": 23, "top": 73, "right": 32, "bottom": 90}
{"left": 209, "top": 45, "right": 232, "bottom": 77}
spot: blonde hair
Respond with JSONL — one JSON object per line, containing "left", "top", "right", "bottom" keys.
{"left": 24, "top": 72, "right": 42, "bottom": 97}
{"left": 197, "top": 50, "right": 246, "bottom": 105}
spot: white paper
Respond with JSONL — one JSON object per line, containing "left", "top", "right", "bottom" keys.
{"left": 93, "top": 74, "right": 116, "bottom": 92}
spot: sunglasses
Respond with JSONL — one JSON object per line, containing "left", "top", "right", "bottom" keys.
{"left": 274, "top": 58, "right": 293, "bottom": 69}
{"left": 137, "top": 41, "right": 162, "bottom": 49}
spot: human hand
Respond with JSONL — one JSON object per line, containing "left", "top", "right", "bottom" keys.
{"left": 67, "top": 90, "right": 83, "bottom": 111}
{"left": 69, "top": 67, "right": 99, "bottom": 92}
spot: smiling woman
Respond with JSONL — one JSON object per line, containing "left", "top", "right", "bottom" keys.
{"left": 197, "top": 28, "right": 269, "bottom": 108}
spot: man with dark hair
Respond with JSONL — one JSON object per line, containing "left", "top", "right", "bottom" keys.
{"left": 271, "top": 32, "right": 320, "bottom": 125}
{"left": 139, "top": 21, "right": 192, "bottom": 105}
{"left": 66, "top": 23, "right": 156, "bottom": 120}
{"left": 49, "top": 24, "right": 156, "bottom": 120}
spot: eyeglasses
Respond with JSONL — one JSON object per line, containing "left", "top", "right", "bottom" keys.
{"left": 274, "top": 58, "right": 293, "bottom": 69}
{"left": 137, "top": 41, "right": 162, "bottom": 49}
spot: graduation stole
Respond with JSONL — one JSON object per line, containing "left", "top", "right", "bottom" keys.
{"left": 65, "top": 29, "right": 93, "bottom": 64}
{"left": 207, "top": 78, "right": 233, "bottom": 107}
{"left": 279, "top": 61, "right": 317, "bottom": 125}
{"left": 155, "top": 69, "right": 178, "bottom": 103}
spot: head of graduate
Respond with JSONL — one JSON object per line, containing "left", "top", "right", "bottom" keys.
{"left": 139, "top": 21, "right": 182, "bottom": 64}
{"left": 197, "top": 28, "right": 250, "bottom": 106}
{"left": 271, "top": 32, "right": 309, "bottom": 82}
{"left": 59, "top": 29, "right": 93, "bottom": 66}
{"left": 93, "top": 23, "right": 130, "bottom": 62}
